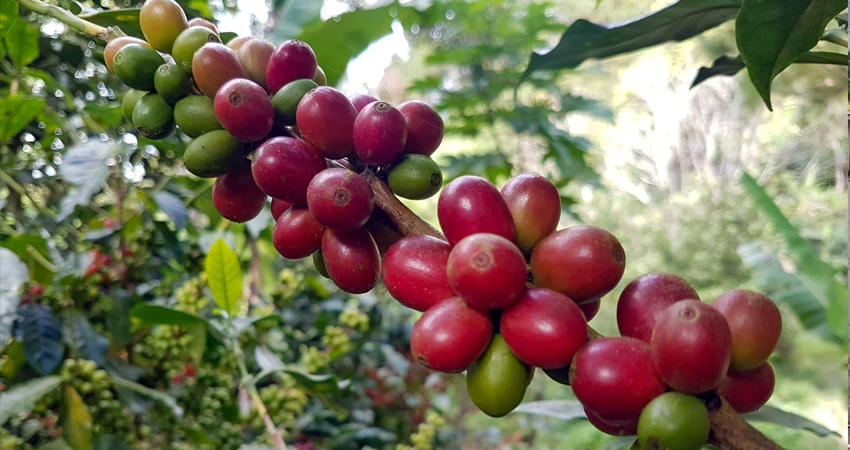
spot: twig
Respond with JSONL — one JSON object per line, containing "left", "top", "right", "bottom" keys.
{"left": 16, "top": 0, "right": 122, "bottom": 42}
{"left": 232, "top": 338, "right": 289, "bottom": 450}
{"left": 822, "top": 29, "right": 849, "bottom": 48}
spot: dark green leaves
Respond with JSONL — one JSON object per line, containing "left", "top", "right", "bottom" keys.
{"left": 110, "top": 377, "right": 183, "bottom": 417}
{"left": 0, "top": 96, "right": 46, "bottom": 143}
{"left": 745, "top": 405, "right": 840, "bottom": 437}
{"left": 691, "top": 51, "right": 848, "bottom": 88}
{"left": 522, "top": 0, "right": 742, "bottom": 79}
{"left": 130, "top": 304, "right": 209, "bottom": 327}
{"left": 66, "top": 312, "right": 110, "bottom": 367}
{"left": 736, "top": 0, "right": 848, "bottom": 109}
{"left": 79, "top": 9, "right": 143, "bottom": 38}
{"left": 4, "top": 19, "right": 40, "bottom": 68}
{"left": 0, "top": 0, "right": 18, "bottom": 39}
{"left": 61, "top": 385, "right": 93, "bottom": 450}
{"left": 205, "top": 239, "right": 243, "bottom": 317}
{"left": 20, "top": 304, "right": 64, "bottom": 375}
{"left": 0, "top": 375, "right": 62, "bottom": 425}
{"left": 440, "top": 153, "right": 512, "bottom": 185}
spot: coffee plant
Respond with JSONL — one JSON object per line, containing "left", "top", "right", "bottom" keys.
{"left": 0, "top": 0, "right": 845, "bottom": 450}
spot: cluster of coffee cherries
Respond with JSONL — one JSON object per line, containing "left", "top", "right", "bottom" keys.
{"left": 109, "top": 0, "right": 445, "bottom": 293}
{"left": 381, "top": 174, "right": 781, "bottom": 450}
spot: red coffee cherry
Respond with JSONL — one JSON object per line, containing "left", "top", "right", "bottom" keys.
{"left": 397, "top": 100, "right": 443, "bottom": 156}
{"left": 348, "top": 93, "right": 379, "bottom": 113}
{"left": 270, "top": 199, "right": 293, "bottom": 221}
{"left": 446, "top": 233, "right": 526, "bottom": 310}
{"left": 321, "top": 228, "right": 381, "bottom": 294}
{"left": 712, "top": 289, "right": 781, "bottom": 371}
{"left": 530, "top": 226, "right": 625, "bottom": 303}
{"left": 717, "top": 363, "right": 775, "bottom": 414}
{"left": 650, "top": 300, "right": 732, "bottom": 394}
{"left": 382, "top": 235, "right": 454, "bottom": 312}
{"left": 500, "top": 288, "right": 587, "bottom": 369}
{"left": 585, "top": 408, "right": 638, "bottom": 437}
{"left": 353, "top": 101, "right": 407, "bottom": 166}
{"left": 251, "top": 137, "right": 327, "bottom": 203}
{"left": 212, "top": 162, "right": 266, "bottom": 223}
{"left": 571, "top": 337, "right": 666, "bottom": 421}
{"left": 265, "top": 40, "right": 317, "bottom": 95}
{"left": 578, "top": 298, "right": 601, "bottom": 321}
{"left": 272, "top": 205, "right": 324, "bottom": 259}
{"left": 192, "top": 43, "right": 248, "bottom": 98}
{"left": 500, "top": 173, "right": 561, "bottom": 253}
{"left": 306, "top": 168, "right": 374, "bottom": 231}
{"left": 410, "top": 297, "right": 492, "bottom": 373}
{"left": 296, "top": 86, "right": 357, "bottom": 159}
{"left": 437, "top": 176, "right": 516, "bottom": 246}
{"left": 617, "top": 273, "right": 699, "bottom": 342}
{"left": 214, "top": 79, "right": 273, "bottom": 142}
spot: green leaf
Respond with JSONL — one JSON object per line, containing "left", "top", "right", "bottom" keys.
{"left": 0, "top": 375, "right": 62, "bottom": 425}
{"left": 439, "top": 153, "right": 513, "bottom": 185}
{"left": 61, "top": 385, "right": 92, "bottom": 450}
{"left": 512, "top": 400, "right": 587, "bottom": 421}
{"left": 745, "top": 405, "right": 840, "bottom": 437}
{"left": 111, "top": 377, "right": 183, "bottom": 417}
{"left": 20, "top": 304, "right": 64, "bottom": 375}
{"left": 740, "top": 172, "right": 848, "bottom": 341}
{"left": 0, "top": 0, "right": 18, "bottom": 39}
{"left": 232, "top": 314, "right": 279, "bottom": 337}
{"left": 691, "top": 51, "right": 848, "bottom": 87}
{"left": 84, "top": 102, "right": 123, "bottom": 129}
{"left": 130, "top": 304, "right": 210, "bottom": 328}
{"left": 204, "top": 239, "right": 243, "bottom": 317}
{"left": 0, "top": 96, "right": 46, "bottom": 143}
{"left": 65, "top": 311, "right": 110, "bottom": 367}
{"left": 265, "top": 0, "right": 323, "bottom": 43}
{"left": 79, "top": 9, "right": 143, "bottom": 38}
{"left": 736, "top": 0, "right": 847, "bottom": 109}
{"left": 522, "top": 0, "right": 742, "bottom": 79}
{"left": 219, "top": 31, "right": 238, "bottom": 44}
{"left": 4, "top": 20, "right": 40, "bottom": 68}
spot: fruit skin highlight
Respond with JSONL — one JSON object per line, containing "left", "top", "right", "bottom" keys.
{"left": 214, "top": 79, "right": 274, "bottom": 142}
{"left": 410, "top": 297, "right": 492, "bottom": 373}
{"left": 251, "top": 137, "right": 327, "bottom": 203}
{"left": 306, "top": 168, "right": 374, "bottom": 231}
{"left": 139, "top": 0, "right": 188, "bottom": 53}
{"left": 446, "top": 233, "right": 527, "bottom": 310}
{"left": 296, "top": 86, "right": 358, "bottom": 159}
{"left": 266, "top": 40, "right": 318, "bottom": 95}
{"left": 500, "top": 173, "right": 561, "bottom": 253}
{"left": 437, "top": 176, "right": 516, "bottom": 246}
{"left": 617, "top": 273, "right": 699, "bottom": 342}
{"left": 382, "top": 235, "right": 455, "bottom": 312}
{"left": 353, "top": 101, "right": 408, "bottom": 166}
{"left": 192, "top": 43, "right": 248, "bottom": 98}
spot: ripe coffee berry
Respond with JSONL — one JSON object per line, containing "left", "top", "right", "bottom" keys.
{"left": 530, "top": 226, "right": 625, "bottom": 303}
{"left": 353, "top": 102, "right": 407, "bottom": 166}
{"left": 349, "top": 93, "right": 379, "bottom": 113}
{"left": 446, "top": 233, "right": 526, "bottom": 310}
{"left": 212, "top": 162, "right": 266, "bottom": 223}
{"left": 270, "top": 199, "right": 293, "bottom": 221}
{"left": 192, "top": 43, "right": 248, "bottom": 98}
{"left": 321, "top": 228, "right": 381, "bottom": 294}
{"left": 650, "top": 300, "right": 731, "bottom": 393}
{"left": 500, "top": 288, "right": 586, "bottom": 369}
{"left": 571, "top": 337, "right": 665, "bottom": 421}
{"left": 410, "top": 297, "right": 492, "bottom": 373}
{"left": 578, "top": 298, "right": 601, "bottom": 321}
{"left": 252, "top": 137, "right": 327, "bottom": 203}
{"left": 585, "top": 408, "right": 638, "bottom": 437}
{"left": 712, "top": 289, "right": 781, "bottom": 371}
{"left": 265, "top": 40, "right": 317, "bottom": 95}
{"left": 500, "top": 173, "right": 561, "bottom": 253}
{"left": 214, "top": 79, "right": 273, "bottom": 142}
{"left": 272, "top": 205, "right": 324, "bottom": 259}
{"left": 717, "top": 363, "right": 775, "bottom": 413}
{"left": 617, "top": 273, "right": 699, "bottom": 342}
{"left": 306, "top": 168, "right": 374, "bottom": 231}
{"left": 296, "top": 87, "right": 358, "bottom": 159}
{"left": 397, "top": 100, "right": 444, "bottom": 156}
{"left": 382, "top": 235, "right": 455, "bottom": 312}
{"left": 438, "top": 176, "right": 516, "bottom": 246}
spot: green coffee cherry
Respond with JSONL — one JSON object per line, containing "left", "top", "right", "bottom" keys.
{"left": 387, "top": 154, "right": 443, "bottom": 200}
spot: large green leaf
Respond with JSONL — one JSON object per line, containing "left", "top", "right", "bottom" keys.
{"left": 0, "top": 375, "right": 62, "bottom": 425}
{"left": 1, "top": 234, "right": 52, "bottom": 285}
{"left": 66, "top": 311, "right": 110, "bottom": 367}
{"left": 0, "top": 0, "right": 18, "bottom": 39}
{"left": 111, "top": 377, "right": 183, "bottom": 417}
{"left": 130, "top": 304, "right": 210, "bottom": 328}
{"left": 0, "top": 96, "right": 46, "bottom": 143}
{"left": 740, "top": 172, "right": 848, "bottom": 341}
{"left": 20, "top": 304, "right": 64, "bottom": 375}
{"left": 691, "top": 51, "right": 848, "bottom": 87}
{"left": 61, "top": 385, "right": 92, "bottom": 450}
{"left": 4, "top": 20, "right": 40, "bottom": 68}
{"left": 736, "top": 0, "right": 847, "bottom": 109}
{"left": 79, "top": 9, "right": 143, "bottom": 38}
{"left": 522, "top": 0, "right": 742, "bottom": 79}
{"left": 745, "top": 405, "right": 839, "bottom": 437}
{"left": 204, "top": 239, "right": 243, "bottom": 317}
{"left": 512, "top": 400, "right": 587, "bottom": 421}
{"left": 265, "top": 0, "right": 323, "bottom": 42}
{"left": 439, "top": 153, "right": 513, "bottom": 185}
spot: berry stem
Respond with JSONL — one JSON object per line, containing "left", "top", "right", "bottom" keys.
{"left": 360, "top": 168, "right": 443, "bottom": 239}
{"left": 231, "top": 338, "right": 289, "bottom": 450}
{"left": 15, "top": 0, "right": 123, "bottom": 42}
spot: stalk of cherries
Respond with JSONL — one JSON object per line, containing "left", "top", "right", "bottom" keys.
{"left": 113, "top": 2, "right": 782, "bottom": 449}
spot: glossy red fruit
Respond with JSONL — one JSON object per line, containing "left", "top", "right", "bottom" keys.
{"left": 530, "top": 226, "right": 625, "bottom": 303}
{"left": 571, "top": 337, "right": 666, "bottom": 421}
{"left": 579, "top": 299, "right": 601, "bottom": 321}
{"left": 353, "top": 102, "right": 407, "bottom": 166}
{"left": 296, "top": 87, "right": 357, "bottom": 159}
{"left": 214, "top": 79, "right": 273, "bottom": 142}
{"left": 306, "top": 168, "right": 374, "bottom": 231}
{"left": 712, "top": 290, "right": 781, "bottom": 372}
{"left": 398, "top": 100, "right": 443, "bottom": 156}
{"left": 617, "top": 273, "right": 699, "bottom": 343}
{"left": 585, "top": 408, "right": 639, "bottom": 437}
{"left": 717, "top": 363, "right": 775, "bottom": 414}
{"left": 500, "top": 173, "right": 560, "bottom": 253}
{"left": 500, "top": 288, "right": 587, "bottom": 369}
{"left": 266, "top": 40, "right": 317, "bottom": 95}
{"left": 270, "top": 199, "right": 294, "bottom": 221}
{"left": 446, "top": 233, "right": 526, "bottom": 310}
{"left": 212, "top": 162, "right": 266, "bottom": 223}
{"left": 382, "top": 235, "right": 454, "bottom": 312}
{"left": 251, "top": 137, "right": 327, "bottom": 203}
{"left": 437, "top": 176, "right": 516, "bottom": 246}
{"left": 237, "top": 38, "right": 275, "bottom": 90}
{"left": 272, "top": 205, "right": 324, "bottom": 259}
{"left": 192, "top": 43, "right": 248, "bottom": 98}
{"left": 349, "top": 93, "right": 379, "bottom": 113}
{"left": 650, "top": 300, "right": 732, "bottom": 394}
{"left": 410, "top": 297, "right": 492, "bottom": 373}
{"left": 321, "top": 228, "right": 381, "bottom": 294}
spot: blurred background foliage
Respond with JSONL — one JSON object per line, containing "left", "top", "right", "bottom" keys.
{"left": 0, "top": 0, "right": 846, "bottom": 449}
